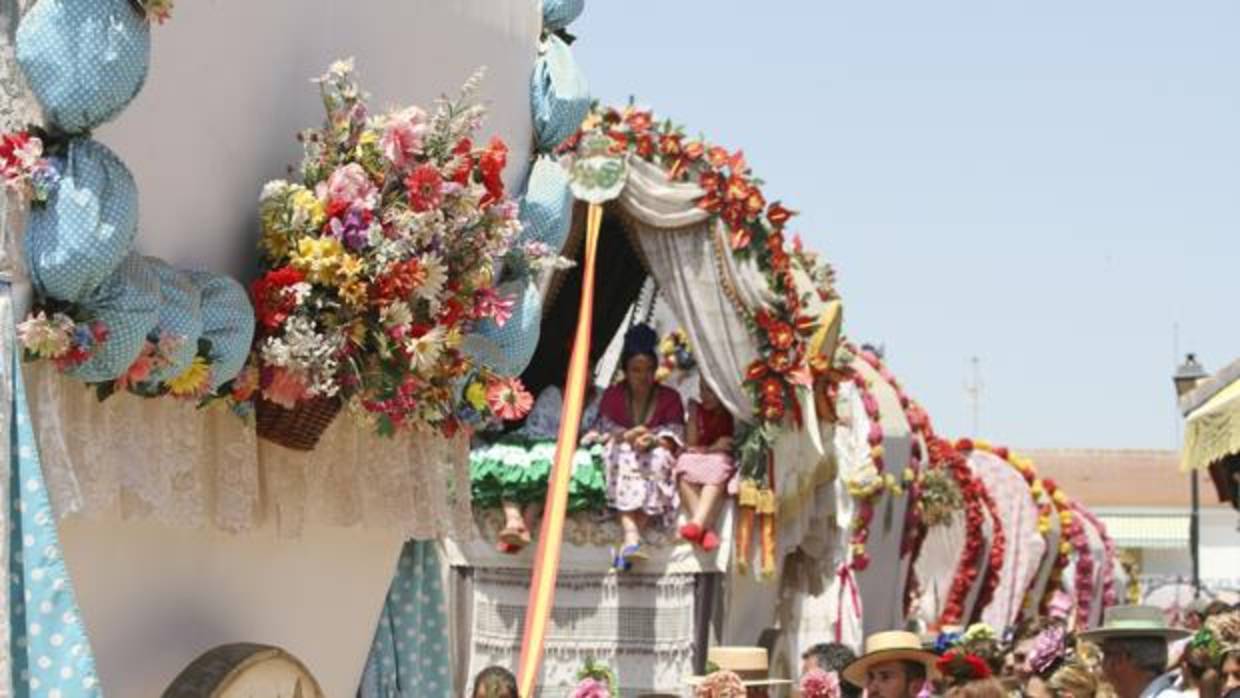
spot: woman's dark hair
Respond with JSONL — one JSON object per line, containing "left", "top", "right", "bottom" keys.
{"left": 620, "top": 323, "right": 658, "bottom": 370}
{"left": 473, "top": 665, "right": 518, "bottom": 698}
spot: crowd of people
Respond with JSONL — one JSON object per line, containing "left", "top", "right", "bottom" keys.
{"left": 476, "top": 323, "right": 738, "bottom": 569}
{"left": 465, "top": 602, "right": 1240, "bottom": 697}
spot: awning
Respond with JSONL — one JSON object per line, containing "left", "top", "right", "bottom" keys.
{"left": 1182, "top": 377, "right": 1240, "bottom": 472}
{"left": 1098, "top": 513, "right": 1189, "bottom": 550}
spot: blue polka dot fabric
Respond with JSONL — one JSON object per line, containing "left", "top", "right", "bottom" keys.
{"left": 8, "top": 343, "right": 103, "bottom": 698}
{"left": 359, "top": 541, "right": 452, "bottom": 698}
{"left": 542, "top": 0, "right": 585, "bottom": 32}
{"left": 518, "top": 156, "right": 573, "bottom": 252}
{"left": 15, "top": 0, "right": 151, "bottom": 134}
{"left": 530, "top": 34, "right": 589, "bottom": 152}
{"left": 144, "top": 259, "right": 203, "bottom": 383}
{"left": 189, "top": 272, "right": 255, "bottom": 389}
{"left": 465, "top": 279, "right": 542, "bottom": 378}
{"left": 67, "top": 252, "right": 159, "bottom": 383}
{"left": 25, "top": 139, "right": 138, "bottom": 304}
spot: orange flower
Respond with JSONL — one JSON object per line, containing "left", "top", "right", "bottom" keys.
{"left": 486, "top": 376, "right": 533, "bottom": 420}
{"left": 769, "top": 322, "right": 794, "bottom": 350}
{"left": 766, "top": 202, "right": 795, "bottom": 228}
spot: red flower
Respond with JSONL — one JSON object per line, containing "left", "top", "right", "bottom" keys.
{"left": 955, "top": 438, "right": 975, "bottom": 452}
{"left": 450, "top": 137, "right": 474, "bottom": 185}
{"left": 730, "top": 224, "right": 752, "bottom": 250}
{"left": 625, "top": 110, "right": 653, "bottom": 132}
{"left": 746, "top": 361, "right": 769, "bottom": 382}
{"left": 659, "top": 132, "right": 682, "bottom": 158}
{"left": 708, "top": 146, "right": 731, "bottom": 169}
{"left": 768, "top": 349, "right": 794, "bottom": 374}
{"left": 370, "top": 258, "right": 426, "bottom": 306}
{"left": 761, "top": 377, "right": 784, "bottom": 403}
{"left": 635, "top": 133, "right": 655, "bottom": 159}
{"left": 405, "top": 164, "right": 444, "bottom": 212}
{"left": 768, "top": 322, "right": 795, "bottom": 350}
{"left": 766, "top": 201, "right": 796, "bottom": 228}
{"left": 251, "top": 267, "right": 306, "bottom": 331}
{"left": 479, "top": 137, "right": 508, "bottom": 205}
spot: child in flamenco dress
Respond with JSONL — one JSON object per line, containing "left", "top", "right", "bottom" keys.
{"left": 674, "top": 377, "right": 737, "bottom": 552}
{"left": 469, "top": 380, "right": 604, "bottom": 554}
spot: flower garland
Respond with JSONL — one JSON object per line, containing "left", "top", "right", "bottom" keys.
{"left": 1038, "top": 477, "right": 1081, "bottom": 615}
{"left": 1065, "top": 504, "right": 1096, "bottom": 629}
{"left": 926, "top": 437, "right": 993, "bottom": 626}
{"left": 251, "top": 61, "right": 534, "bottom": 437}
{"left": 1073, "top": 502, "right": 1119, "bottom": 611}
{"left": 565, "top": 105, "right": 839, "bottom": 433}
{"left": 956, "top": 439, "right": 1058, "bottom": 621}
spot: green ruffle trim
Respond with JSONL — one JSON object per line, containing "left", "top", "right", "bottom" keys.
{"left": 470, "top": 436, "right": 607, "bottom": 513}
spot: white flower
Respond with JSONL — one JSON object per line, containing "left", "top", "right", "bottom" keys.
{"left": 404, "top": 326, "right": 445, "bottom": 372}
{"left": 380, "top": 301, "right": 413, "bottom": 328}
{"left": 16, "top": 311, "right": 73, "bottom": 359}
{"left": 259, "top": 180, "right": 290, "bottom": 202}
{"left": 417, "top": 254, "right": 447, "bottom": 305}
{"left": 287, "top": 282, "right": 313, "bottom": 306}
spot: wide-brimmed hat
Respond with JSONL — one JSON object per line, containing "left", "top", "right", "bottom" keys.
{"left": 1078, "top": 605, "right": 1190, "bottom": 643}
{"left": 842, "top": 631, "right": 939, "bottom": 687}
{"left": 685, "top": 647, "right": 793, "bottom": 688}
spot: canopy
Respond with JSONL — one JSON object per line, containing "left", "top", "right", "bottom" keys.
{"left": 1182, "top": 368, "right": 1240, "bottom": 473}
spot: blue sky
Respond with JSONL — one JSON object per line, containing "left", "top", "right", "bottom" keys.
{"left": 573, "top": 1, "right": 1240, "bottom": 450}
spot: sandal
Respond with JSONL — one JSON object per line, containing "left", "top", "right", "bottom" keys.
{"left": 498, "top": 524, "right": 529, "bottom": 548}
{"left": 620, "top": 543, "right": 648, "bottom": 564}
{"left": 680, "top": 522, "right": 704, "bottom": 543}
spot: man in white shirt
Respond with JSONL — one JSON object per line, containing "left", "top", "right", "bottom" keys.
{"left": 1080, "top": 606, "right": 1190, "bottom": 698}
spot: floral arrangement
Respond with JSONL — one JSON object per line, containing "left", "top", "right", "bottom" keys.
{"left": 919, "top": 468, "right": 964, "bottom": 528}
{"left": 655, "top": 327, "right": 695, "bottom": 382}
{"left": 693, "top": 670, "right": 747, "bottom": 698}
{"left": 1028, "top": 625, "right": 1069, "bottom": 677}
{"left": 800, "top": 668, "right": 842, "bottom": 698}
{"left": 1, "top": 129, "right": 59, "bottom": 205}
{"left": 251, "top": 60, "right": 533, "bottom": 439}
{"left": 16, "top": 305, "right": 106, "bottom": 373}
{"left": 934, "top": 624, "right": 1004, "bottom": 676}
{"left": 935, "top": 651, "right": 992, "bottom": 687}
{"left": 571, "top": 658, "right": 616, "bottom": 698}
{"left": 129, "top": 0, "right": 174, "bottom": 24}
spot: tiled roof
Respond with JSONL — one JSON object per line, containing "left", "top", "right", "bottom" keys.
{"left": 1021, "top": 449, "right": 1195, "bottom": 508}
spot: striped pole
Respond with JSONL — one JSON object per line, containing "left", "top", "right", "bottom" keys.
{"left": 516, "top": 202, "right": 603, "bottom": 697}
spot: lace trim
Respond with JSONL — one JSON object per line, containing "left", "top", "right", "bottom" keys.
{"left": 25, "top": 363, "right": 472, "bottom": 538}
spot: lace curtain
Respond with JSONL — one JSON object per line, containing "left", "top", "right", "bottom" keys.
{"left": 24, "top": 365, "right": 473, "bottom": 538}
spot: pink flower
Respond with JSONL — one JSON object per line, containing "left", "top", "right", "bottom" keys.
{"left": 323, "top": 163, "right": 378, "bottom": 214}
{"left": 380, "top": 106, "right": 429, "bottom": 170}
{"left": 405, "top": 164, "right": 444, "bottom": 213}
{"left": 474, "top": 287, "right": 515, "bottom": 327}
{"left": 486, "top": 377, "right": 533, "bottom": 421}
{"left": 800, "top": 669, "right": 841, "bottom": 698}
{"left": 263, "top": 368, "right": 309, "bottom": 409}
{"left": 570, "top": 678, "right": 611, "bottom": 698}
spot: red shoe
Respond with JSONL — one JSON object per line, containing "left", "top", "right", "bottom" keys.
{"left": 680, "top": 522, "right": 704, "bottom": 543}
{"left": 701, "top": 529, "right": 720, "bottom": 552}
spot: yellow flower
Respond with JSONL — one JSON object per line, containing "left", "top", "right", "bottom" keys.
{"left": 1052, "top": 490, "right": 1069, "bottom": 506}
{"left": 1059, "top": 542, "right": 1073, "bottom": 556}
{"left": 289, "top": 186, "right": 326, "bottom": 231}
{"left": 465, "top": 381, "right": 488, "bottom": 410}
{"left": 292, "top": 237, "right": 345, "bottom": 285}
{"left": 167, "top": 356, "right": 211, "bottom": 398}
{"left": 340, "top": 280, "right": 369, "bottom": 310}
{"left": 1059, "top": 511, "right": 1074, "bottom": 526}
{"left": 337, "top": 253, "right": 364, "bottom": 281}
{"left": 1030, "top": 482, "right": 1045, "bottom": 498}
{"left": 903, "top": 468, "right": 916, "bottom": 483}
{"left": 443, "top": 328, "right": 463, "bottom": 350}
{"left": 870, "top": 445, "right": 885, "bottom": 460}
{"left": 975, "top": 438, "right": 992, "bottom": 451}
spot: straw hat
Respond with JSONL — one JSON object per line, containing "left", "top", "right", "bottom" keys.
{"left": 685, "top": 647, "right": 793, "bottom": 687}
{"left": 1078, "top": 605, "right": 1190, "bottom": 643}
{"left": 842, "top": 631, "right": 939, "bottom": 687}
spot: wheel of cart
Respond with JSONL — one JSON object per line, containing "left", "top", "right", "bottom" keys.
{"left": 163, "top": 644, "right": 323, "bottom": 698}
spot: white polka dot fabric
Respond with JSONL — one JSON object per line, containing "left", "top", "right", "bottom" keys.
{"left": 359, "top": 541, "right": 452, "bottom": 698}
{"left": 9, "top": 351, "right": 103, "bottom": 698}
{"left": 530, "top": 34, "right": 589, "bottom": 152}
{"left": 24, "top": 139, "right": 138, "bottom": 303}
{"left": 189, "top": 271, "right": 255, "bottom": 389}
{"left": 14, "top": 0, "right": 150, "bottom": 134}
{"left": 465, "top": 278, "right": 542, "bottom": 378}
{"left": 517, "top": 156, "right": 573, "bottom": 252}
{"left": 144, "top": 258, "right": 203, "bottom": 383}
{"left": 66, "top": 251, "right": 159, "bottom": 383}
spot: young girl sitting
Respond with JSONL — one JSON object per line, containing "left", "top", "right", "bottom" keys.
{"left": 674, "top": 378, "right": 737, "bottom": 552}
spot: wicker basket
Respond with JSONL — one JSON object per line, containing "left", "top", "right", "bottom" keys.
{"left": 256, "top": 395, "right": 343, "bottom": 451}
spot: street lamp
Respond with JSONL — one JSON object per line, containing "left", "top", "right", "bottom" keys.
{"left": 1173, "top": 353, "right": 1207, "bottom": 596}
